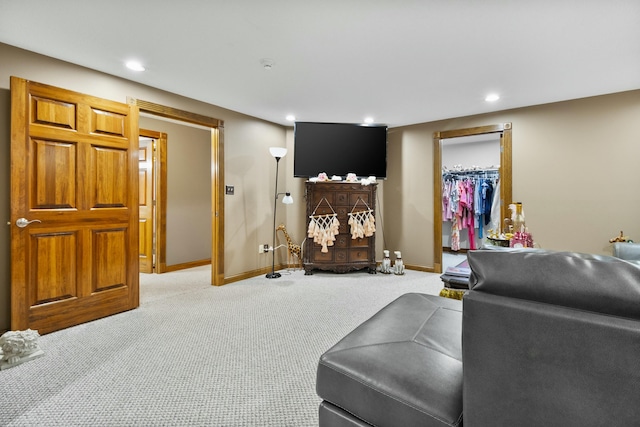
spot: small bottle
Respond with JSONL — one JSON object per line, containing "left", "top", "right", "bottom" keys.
{"left": 393, "top": 251, "right": 405, "bottom": 275}
{"left": 381, "top": 250, "right": 391, "bottom": 274}
{"left": 513, "top": 202, "right": 526, "bottom": 233}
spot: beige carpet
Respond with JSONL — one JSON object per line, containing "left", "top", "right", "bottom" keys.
{"left": 1, "top": 267, "right": 445, "bottom": 426}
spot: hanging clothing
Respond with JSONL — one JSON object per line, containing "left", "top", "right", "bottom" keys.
{"left": 451, "top": 219, "right": 460, "bottom": 251}
{"left": 474, "top": 179, "right": 482, "bottom": 238}
{"left": 489, "top": 180, "right": 502, "bottom": 234}
{"left": 481, "top": 179, "right": 494, "bottom": 225}
{"left": 442, "top": 170, "right": 499, "bottom": 250}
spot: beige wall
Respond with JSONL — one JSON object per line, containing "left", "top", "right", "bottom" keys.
{"left": 386, "top": 90, "right": 640, "bottom": 268}
{"left": 139, "top": 116, "right": 212, "bottom": 266}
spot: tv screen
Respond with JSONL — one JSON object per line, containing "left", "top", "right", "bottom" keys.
{"left": 293, "top": 122, "right": 387, "bottom": 179}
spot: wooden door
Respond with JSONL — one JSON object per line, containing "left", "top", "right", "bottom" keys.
{"left": 138, "top": 136, "right": 154, "bottom": 273}
{"left": 10, "top": 77, "right": 139, "bottom": 334}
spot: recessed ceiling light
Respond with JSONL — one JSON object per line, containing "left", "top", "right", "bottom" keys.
{"left": 125, "top": 60, "right": 145, "bottom": 72}
{"left": 286, "top": 115, "right": 296, "bottom": 122}
{"left": 485, "top": 94, "right": 500, "bottom": 102}
{"left": 364, "top": 117, "right": 374, "bottom": 124}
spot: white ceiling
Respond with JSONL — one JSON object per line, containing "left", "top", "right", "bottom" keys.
{"left": 1, "top": 1, "right": 639, "bottom": 127}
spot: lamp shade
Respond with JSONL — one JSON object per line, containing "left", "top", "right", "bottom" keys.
{"left": 282, "top": 193, "right": 293, "bottom": 204}
{"left": 269, "top": 147, "right": 287, "bottom": 158}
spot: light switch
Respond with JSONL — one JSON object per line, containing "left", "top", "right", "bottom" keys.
{"left": 225, "top": 185, "right": 234, "bottom": 195}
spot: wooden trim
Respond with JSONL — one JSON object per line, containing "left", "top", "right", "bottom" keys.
{"left": 130, "top": 98, "right": 222, "bottom": 128}
{"left": 156, "top": 132, "right": 168, "bottom": 273}
{"left": 212, "top": 126, "right": 225, "bottom": 286}
{"left": 164, "top": 259, "right": 212, "bottom": 273}
{"left": 500, "top": 127, "right": 513, "bottom": 222}
{"left": 433, "top": 132, "right": 443, "bottom": 274}
{"left": 435, "top": 123, "right": 507, "bottom": 139}
{"left": 223, "top": 264, "right": 291, "bottom": 284}
{"left": 443, "top": 247, "right": 469, "bottom": 254}
{"left": 433, "top": 123, "right": 512, "bottom": 273}
{"left": 130, "top": 98, "right": 225, "bottom": 286}
{"left": 405, "top": 264, "right": 437, "bottom": 274}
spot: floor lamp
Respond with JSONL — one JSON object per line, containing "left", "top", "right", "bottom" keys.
{"left": 266, "top": 147, "right": 293, "bottom": 279}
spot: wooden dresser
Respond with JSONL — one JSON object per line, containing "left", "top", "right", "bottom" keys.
{"left": 304, "top": 181, "right": 377, "bottom": 274}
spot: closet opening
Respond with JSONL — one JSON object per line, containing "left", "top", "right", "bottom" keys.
{"left": 432, "top": 123, "right": 512, "bottom": 273}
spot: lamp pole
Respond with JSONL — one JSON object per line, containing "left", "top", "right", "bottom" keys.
{"left": 266, "top": 155, "right": 282, "bottom": 279}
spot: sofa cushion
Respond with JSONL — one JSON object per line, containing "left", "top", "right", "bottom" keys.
{"left": 467, "top": 249, "right": 640, "bottom": 320}
{"left": 316, "top": 293, "right": 463, "bottom": 427}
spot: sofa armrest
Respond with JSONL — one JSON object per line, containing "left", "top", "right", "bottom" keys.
{"left": 467, "top": 249, "right": 640, "bottom": 320}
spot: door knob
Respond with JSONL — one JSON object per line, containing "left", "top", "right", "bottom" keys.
{"left": 16, "top": 218, "right": 42, "bottom": 228}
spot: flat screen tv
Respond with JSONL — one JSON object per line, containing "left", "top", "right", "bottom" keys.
{"left": 293, "top": 122, "right": 387, "bottom": 179}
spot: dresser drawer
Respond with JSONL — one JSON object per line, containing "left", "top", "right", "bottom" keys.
{"left": 349, "top": 248, "right": 370, "bottom": 262}
{"left": 350, "top": 237, "right": 369, "bottom": 248}
{"left": 311, "top": 249, "right": 334, "bottom": 262}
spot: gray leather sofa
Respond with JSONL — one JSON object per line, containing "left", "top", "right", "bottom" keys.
{"left": 316, "top": 249, "right": 640, "bottom": 426}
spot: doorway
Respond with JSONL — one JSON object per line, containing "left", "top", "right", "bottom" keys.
{"left": 432, "top": 123, "right": 512, "bottom": 273}
{"left": 131, "top": 98, "right": 225, "bottom": 286}
{"left": 138, "top": 129, "right": 168, "bottom": 274}
{"left": 139, "top": 134, "right": 155, "bottom": 274}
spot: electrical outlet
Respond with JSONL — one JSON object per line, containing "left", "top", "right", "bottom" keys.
{"left": 258, "top": 244, "right": 270, "bottom": 253}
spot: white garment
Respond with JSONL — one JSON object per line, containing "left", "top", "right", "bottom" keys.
{"left": 490, "top": 180, "right": 501, "bottom": 233}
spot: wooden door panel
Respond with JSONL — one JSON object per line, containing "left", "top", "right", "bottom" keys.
{"left": 92, "top": 146, "right": 128, "bottom": 208}
{"left": 139, "top": 218, "right": 150, "bottom": 259}
{"left": 11, "top": 76, "right": 139, "bottom": 334}
{"left": 25, "top": 225, "right": 131, "bottom": 311}
{"left": 139, "top": 167, "right": 149, "bottom": 206}
{"left": 33, "top": 139, "right": 77, "bottom": 209}
{"left": 30, "top": 231, "right": 77, "bottom": 305}
{"left": 90, "top": 108, "right": 126, "bottom": 137}
{"left": 92, "top": 228, "right": 128, "bottom": 291}
{"left": 31, "top": 96, "right": 76, "bottom": 130}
